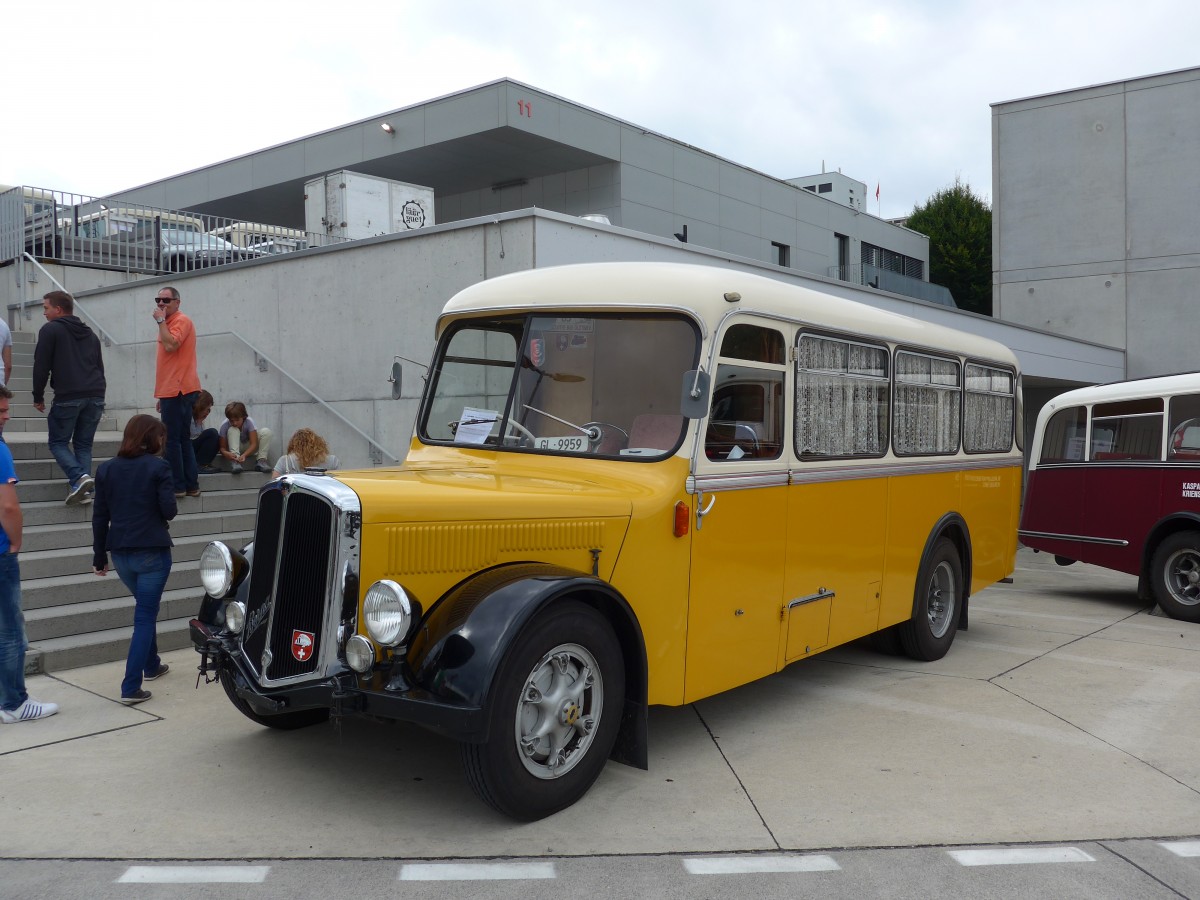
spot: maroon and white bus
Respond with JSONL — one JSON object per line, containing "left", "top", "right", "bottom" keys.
{"left": 1020, "top": 373, "right": 1200, "bottom": 622}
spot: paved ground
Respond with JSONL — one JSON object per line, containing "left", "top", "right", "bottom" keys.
{"left": 2, "top": 546, "right": 1198, "bottom": 860}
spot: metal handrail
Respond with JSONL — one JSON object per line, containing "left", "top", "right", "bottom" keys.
{"left": 9, "top": 254, "right": 398, "bottom": 463}
{"left": 18, "top": 253, "right": 119, "bottom": 346}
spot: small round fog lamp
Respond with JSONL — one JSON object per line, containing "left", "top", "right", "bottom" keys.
{"left": 225, "top": 600, "right": 247, "bottom": 634}
{"left": 345, "top": 634, "right": 375, "bottom": 673}
{"left": 363, "top": 580, "right": 413, "bottom": 647}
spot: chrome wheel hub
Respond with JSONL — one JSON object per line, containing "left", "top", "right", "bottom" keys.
{"left": 514, "top": 643, "right": 603, "bottom": 779}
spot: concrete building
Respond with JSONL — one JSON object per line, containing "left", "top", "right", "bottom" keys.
{"left": 109, "top": 79, "right": 933, "bottom": 301}
{"left": 992, "top": 66, "right": 1200, "bottom": 381}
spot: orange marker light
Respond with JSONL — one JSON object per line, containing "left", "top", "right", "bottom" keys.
{"left": 673, "top": 500, "right": 689, "bottom": 537}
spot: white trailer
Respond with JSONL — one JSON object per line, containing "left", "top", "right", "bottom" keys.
{"left": 304, "top": 171, "right": 435, "bottom": 241}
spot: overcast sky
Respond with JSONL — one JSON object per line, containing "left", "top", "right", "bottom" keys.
{"left": 3, "top": 1, "right": 1196, "bottom": 219}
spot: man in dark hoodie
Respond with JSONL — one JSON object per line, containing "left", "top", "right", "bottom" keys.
{"left": 33, "top": 290, "right": 106, "bottom": 505}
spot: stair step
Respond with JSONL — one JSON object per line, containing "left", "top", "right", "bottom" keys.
{"left": 26, "top": 616, "right": 195, "bottom": 674}
{"left": 24, "top": 586, "right": 200, "bottom": 641}
{"left": 22, "top": 508, "right": 256, "bottom": 552}
{"left": 19, "top": 487, "right": 258, "bottom": 526}
{"left": 20, "top": 530, "right": 252, "bottom": 582}
{"left": 19, "top": 558, "right": 204, "bottom": 611}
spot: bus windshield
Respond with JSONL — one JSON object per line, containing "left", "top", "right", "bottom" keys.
{"left": 421, "top": 313, "right": 698, "bottom": 458}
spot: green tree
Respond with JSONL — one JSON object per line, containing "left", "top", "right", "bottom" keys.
{"left": 905, "top": 178, "right": 992, "bottom": 316}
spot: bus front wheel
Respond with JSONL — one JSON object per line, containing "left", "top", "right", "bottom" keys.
{"left": 461, "top": 601, "right": 624, "bottom": 820}
{"left": 898, "top": 538, "right": 962, "bottom": 661}
{"left": 1150, "top": 531, "right": 1200, "bottom": 622}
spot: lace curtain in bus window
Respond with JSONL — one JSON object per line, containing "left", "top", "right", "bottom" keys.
{"left": 894, "top": 352, "right": 960, "bottom": 455}
{"left": 794, "top": 336, "right": 888, "bottom": 457}
{"left": 964, "top": 365, "right": 1014, "bottom": 453}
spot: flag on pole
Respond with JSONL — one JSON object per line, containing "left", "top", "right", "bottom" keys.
{"left": 875, "top": 182, "right": 880, "bottom": 201}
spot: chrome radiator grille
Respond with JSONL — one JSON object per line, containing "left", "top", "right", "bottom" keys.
{"left": 241, "top": 486, "right": 336, "bottom": 682}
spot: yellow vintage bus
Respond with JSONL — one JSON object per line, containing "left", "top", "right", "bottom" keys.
{"left": 192, "top": 262, "right": 1022, "bottom": 819}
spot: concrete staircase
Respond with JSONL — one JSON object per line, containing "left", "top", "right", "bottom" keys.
{"left": 8, "top": 329, "right": 267, "bottom": 673}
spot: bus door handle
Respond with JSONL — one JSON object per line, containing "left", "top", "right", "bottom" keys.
{"left": 696, "top": 492, "right": 716, "bottom": 529}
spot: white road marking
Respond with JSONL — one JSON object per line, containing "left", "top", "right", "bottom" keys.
{"left": 399, "top": 862, "right": 556, "bottom": 880}
{"left": 683, "top": 855, "right": 840, "bottom": 874}
{"left": 949, "top": 847, "right": 1094, "bottom": 866}
{"left": 1160, "top": 840, "right": 1200, "bottom": 857}
{"left": 117, "top": 866, "right": 270, "bottom": 883}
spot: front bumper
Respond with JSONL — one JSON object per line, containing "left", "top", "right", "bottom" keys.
{"left": 190, "top": 619, "right": 487, "bottom": 741}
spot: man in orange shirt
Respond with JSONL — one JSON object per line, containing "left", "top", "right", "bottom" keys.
{"left": 153, "top": 287, "right": 202, "bottom": 498}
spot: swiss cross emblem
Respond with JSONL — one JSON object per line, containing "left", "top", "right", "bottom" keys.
{"left": 291, "top": 629, "right": 315, "bottom": 661}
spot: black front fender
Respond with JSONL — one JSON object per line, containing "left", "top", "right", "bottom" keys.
{"left": 404, "top": 562, "right": 648, "bottom": 766}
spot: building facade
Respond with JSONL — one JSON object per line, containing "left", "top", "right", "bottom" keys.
{"left": 992, "top": 66, "right": 1200, "bottom": 380}
{"left": 108, "top": 79, "right": 933, "bottom": 302}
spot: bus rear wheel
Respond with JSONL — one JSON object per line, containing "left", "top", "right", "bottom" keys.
{"left": 1150, "top": 531, "right": 1200, "bottom": 622}
{"left": 898, "top": 538, "right": 962, "bottom": 661}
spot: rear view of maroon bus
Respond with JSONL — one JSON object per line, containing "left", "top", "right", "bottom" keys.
{"left": 1019, "top": 373, "right": 1200, "bottom": 621}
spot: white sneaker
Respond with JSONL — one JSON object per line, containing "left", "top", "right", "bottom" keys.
{"left": 0, "top": 697, "right": 59, "bottom": 724}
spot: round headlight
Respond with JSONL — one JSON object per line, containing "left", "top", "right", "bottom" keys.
{"left": 363, "top": 580, "right": 413, "bottom": 647}
{"left": 345, "top": 634, "right": 375, "bottom": 673}
{"left": 225, "top": 600, "right": 246, "bottom": 634}
{"left": 200, "top": 542, "right": 234, "bottom": 597}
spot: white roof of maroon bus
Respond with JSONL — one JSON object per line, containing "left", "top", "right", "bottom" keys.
{"left": 1039, "top": 373, "right": 1200, "bottom": 415}
{"left": 440, "top": 262, "right": 1017, "bottom": 366}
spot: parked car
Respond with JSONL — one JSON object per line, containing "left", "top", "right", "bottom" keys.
{"left": 137, "top": 221, "right": 258, "bottom": 271}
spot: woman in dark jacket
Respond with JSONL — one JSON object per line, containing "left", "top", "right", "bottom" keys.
{"left": 92, "top": 415, "right": 177, "bottom": 704}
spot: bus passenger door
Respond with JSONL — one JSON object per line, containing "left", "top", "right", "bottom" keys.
{"left": 684, "top": 328, "right": 789, "bottom": 703}
{"left": 686, "top": 479, "right": 787, "bottom": 701}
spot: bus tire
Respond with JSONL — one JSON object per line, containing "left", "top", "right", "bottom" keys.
{"left": 898, "top": 538, "right": 963, "bottom": 661}
{"left": 461, "top": 600, "right": 623, "bottom": 821}
{"left": 869, "top": 624, "right": 903, "bottom": 655}
{"left": 1150, "top": 531, "right": 1200, "bottom": 622}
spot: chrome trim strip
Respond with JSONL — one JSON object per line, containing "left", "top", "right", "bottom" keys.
{"left": 788, "top": 589, "right": 835, "bottom": 609}
{"left": 1017, "top": 529, "right": 1129, "bottom": 547}
{"left": 687, "top": 457, "right": 1020, "bottom": 493}
{"left": 789, "top": 456, "right": 1021, "bottom": 486}
{"left": 687, "top": 471, "right": 790, "bottom": 494}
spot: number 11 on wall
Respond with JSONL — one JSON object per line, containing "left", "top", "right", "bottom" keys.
{"left": 517, "top": 100, "right": 533, "bottom": 117}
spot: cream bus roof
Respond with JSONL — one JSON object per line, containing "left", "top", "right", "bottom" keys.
{"left": 441, "top": 262, "right": 1018, "bottom": 367}
{"left": 1038, "top": 372, "right": 1200, "bottom": 415}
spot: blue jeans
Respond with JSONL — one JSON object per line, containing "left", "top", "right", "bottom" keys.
{"left": 113, "top": 549, "right": 172, "bottom": 697}
{"left": 160, "top": 392, "right": 199, "bottom": 493}
{"left": 48, "top": 396, "right": 105, "bottom": 487}
{"left": 0, "top": 552, "right": 28, "bottom": 712}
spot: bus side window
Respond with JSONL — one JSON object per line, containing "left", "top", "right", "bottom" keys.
{"left": 1039, "top": 406, "right": 1086, "bottom": 463}
{"left": 1089, "top": 398, "right": 1162, "bottom": 461}
{"left": 706, "top": 324, "right": 785, "bottom": 461}
{"left": 1168, "top": 394, "right": 1200, "bottom": 460}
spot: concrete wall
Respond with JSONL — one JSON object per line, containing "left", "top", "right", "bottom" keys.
{"left": 993, "top": 67, "right": 1200, "bottom": 377}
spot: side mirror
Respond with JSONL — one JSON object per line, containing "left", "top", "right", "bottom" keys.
{"left": 680, "top": 368, "right": 711, "bottom": 419}
{"left": 389, "top": 360, "right": 403, "bottom": 400}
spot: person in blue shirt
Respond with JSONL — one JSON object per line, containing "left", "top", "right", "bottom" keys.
{"left": 92, "top": 414, "right": 177, "bottom": 704}
{"left": 0, "top": 384, "right": 60, "bottom": 724}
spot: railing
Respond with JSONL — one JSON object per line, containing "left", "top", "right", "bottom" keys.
{"left": 1, "top": 185, "right": 348, "bottom": 274}
{"left": 827, "top": 263, "right": 957, "bottom": 309}
{"left": 12, "top": 254, "right": 398, "bottom": 465}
